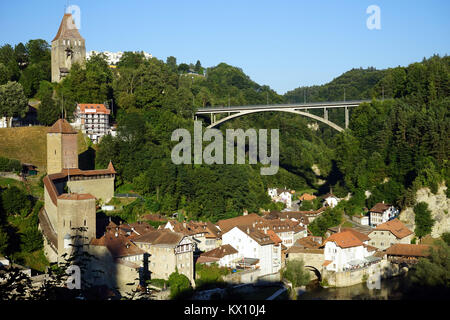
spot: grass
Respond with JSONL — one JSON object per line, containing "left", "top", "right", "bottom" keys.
{"left": 0, "top": 126, "right": 90, "bottom": 172}
{"left": 115, "top": 183, "right": 137, "bottom": 194}
{"left": 342, "top": 221, "right": 354, "bottom": 228}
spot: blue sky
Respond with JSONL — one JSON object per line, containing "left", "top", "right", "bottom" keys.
{"left": 0, "top": 0, "right": 449, "bottom": 94}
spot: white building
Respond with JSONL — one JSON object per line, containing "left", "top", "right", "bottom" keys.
{"left": 323, "top": 230, "right": 378, "bottom": 272}
{"left": 71, "top": 103, "right": 111, "bottom": 143}
{"left": 268, "top": 188, "right": 293, "bottom": 208}
{"left": 222, "top": 226, "right": 282, "bottom": 277}
{"left": 369, "top": 202, "right": 399, "bottom": 227}
{"left": 87, "top": 50, "right": 152, "bottom": 65}
{"left": 323, "top": 193, "right": 340, "bottom": 208}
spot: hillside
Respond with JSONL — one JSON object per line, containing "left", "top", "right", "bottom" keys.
{"left": 0, "top": 126, "right": 90, "bottom": 171}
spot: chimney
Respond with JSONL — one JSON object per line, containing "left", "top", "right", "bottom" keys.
{"left": 115, "top": 232, "right": 118, "bottom": 237}
{"left": 243, "top": 210, "right": 248, "bottom": 216}
{"left": 183, "top": 222, "right": 186, "bottom": 229}
{"left": 247, "top": 227, "right": 250, "bottom": 234}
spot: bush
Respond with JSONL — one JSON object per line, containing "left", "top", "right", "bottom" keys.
{"left": 0, "top": 157, "right": 22, "bottom": 173}
{"left": 282, "top": 259, "right": 311, "bottom": 287}
{"left": 195, "top": 263, "right": 230, "bottom": 288}
{"left": 168, "top": 270, "right": 193, "bottom": 299}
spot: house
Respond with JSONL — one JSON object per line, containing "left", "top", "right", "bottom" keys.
{"left": 369, "top": 202, "right": 399, "bottom": 226}
{"left": 222, "top": 226, "right": 282, "bottom": 277}
{"left": 267, "top": 188, "right": 293, "bottom": 208}
{"left": 88, "top": 226, "right": 147, "bottom": 293}
{"left": 322, "top": 193, "right": 340, "bottom": 208}
{"left": 368, "top": 219, "right": 414, "bottom": 250}
{"left": 196, "top": 244, "right": 239, "bottom": 268}
{"left": 298, "top": 193, "right": 317, "bottom": 204}
{"left": 352, "top": 212, "right": 370, "bottom": 226}
{"left": 322, "top": 230, "right": 379, "bottom": 272}
{"left": 132, "top": 230, "right": 195, "bottom": 285}
{"left": 71, "top": 103, "right": 112, "bottom": 143}
{"left": 163, "top": 220, "right": 222, "bottom": 253}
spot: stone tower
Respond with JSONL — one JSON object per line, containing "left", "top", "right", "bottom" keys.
{"left": 51, "top": 13, "right": 86, "bottom": 83}
{"left": 47, "top": 119, "right": 78, "bottom": 174}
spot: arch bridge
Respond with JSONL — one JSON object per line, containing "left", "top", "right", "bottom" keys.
{"left": 195, "top": 100, "right": 371, "bottom": 132}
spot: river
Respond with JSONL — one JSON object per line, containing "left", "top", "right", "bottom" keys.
{"left": 297, "top": 274, "right": 411, "bottom": 300}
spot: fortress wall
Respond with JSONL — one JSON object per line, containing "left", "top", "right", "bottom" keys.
{"left": 68, "top": 177, "right": 115, "bottom": 203}
{"left": 44, "top": 187, "right": 58, "bottom": 229}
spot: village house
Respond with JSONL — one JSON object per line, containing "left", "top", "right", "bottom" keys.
{"left": 352, "top": 211, "right": 370, "bottom": 226}
{"left": 222, "top": 225, "right": 282, "bottom": 277}
{"left": 132, "top": 230, "right": 195, "bottom": 285}
{"left": 369, "top": 202, "right": 399, "bottom": 226}
{"left": 196, "top": 244, "right": 239, "bottom": 268}
{"left": 368, "top": 219, "right": 414, "bottom": 250}
{"left": 267, "top": 188, "right": 293, "bottom": 208}
{"left": 322, "top": 229, "right": 379, "bottom": 273}
{"left": 322, "top": 193, "right": 340, "bottom": 208}
{"left": 163, "top": 220, "right": 222, "bottom": 253}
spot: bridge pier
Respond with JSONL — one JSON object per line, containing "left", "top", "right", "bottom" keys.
{"left": 345, "top": 107, "right": 349, "bottom": 129}
{"left": 324, "top": 108, "right": 328, "bottom": 121}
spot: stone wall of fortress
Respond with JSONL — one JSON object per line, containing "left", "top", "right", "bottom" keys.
{"left": 68, "top": 177, "right": 115, "bottom": 203}
{"left": 323, "top": 260, "right": 400, "bottom": 287}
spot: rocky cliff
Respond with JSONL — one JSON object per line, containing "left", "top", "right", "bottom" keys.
{"left": 399, "top": 184, "right": 450, "bottom": 238}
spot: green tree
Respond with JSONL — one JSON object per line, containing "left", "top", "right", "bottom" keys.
{"left": 37, "top": 94, "right": 59, "bottom": 125}
{"left": 0, "top": 81, "right": 28, "bottom": 127}
{"left": 168, "top": 269, "right": 193, "bottom": 299}
{"left": 414, "top": 202, "right": 435, "bottom": 238}
{"left": 282, "top": 259, "right": 311, "bottom": 287}
{"left": 1, "top": 186, "right": 32, "bottom": 216}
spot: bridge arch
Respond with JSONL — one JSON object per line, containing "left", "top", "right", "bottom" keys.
{"left": 305, "top": 265, "right": 322, "bottom": 282}
{"left": 204, "top": 109, "right": 344, "bottom": 132}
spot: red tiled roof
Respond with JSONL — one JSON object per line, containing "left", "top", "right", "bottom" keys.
{"left": 199, "top": 244, "right": 238, "bottom": 259}
{"left": 370, "top": 203, "right": 392, "bottom": 213}
{"left": 90, "top": 231, "right": 145, "bottom": 258}
{"left": 235, "top": 226, "right": 274, "bottom": 246}
{"left": 217, "top": 213, "right": 264, "bottom": 234}
{"left": 373, "top": 219, "right": 413, "bottom": 239}
{"left": 293, "top": 236, "right": 323, "bottom": 249}
{"left": 324, "top": 230, "right": 364, "bottom": 248}
{"left": 77, "top": 104, "right": 111, "bottom": 115}
{"left": 299, "top": 193, "right": 316, "bottom": 201}
{"left": 48, "top": 119, "right": 77, "bottom": 134}
{"left": 385, "top": 244, "right": 431, "bottom": 257}
{"left": 133, "top": 230, "right": 184, "bottom": 246}
{"left": 52, "top": 14, "right": 84, "bottom": 42}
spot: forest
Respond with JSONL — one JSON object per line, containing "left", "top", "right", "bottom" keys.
{"left": 0, "top": 40, "right": 449, "bottom": 227}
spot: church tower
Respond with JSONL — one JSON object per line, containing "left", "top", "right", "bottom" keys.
{"left": 51, "top": 13, "right": 86, "bottom": 83}
{"left": 47, "top": 119, "right": 79, "bottom": 174}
